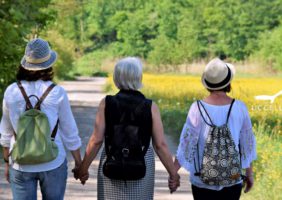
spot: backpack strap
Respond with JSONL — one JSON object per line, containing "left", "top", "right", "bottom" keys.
{"left": 17, "top": 81, "right": 33, "bottom": 110}
{"left": 197, "top": 100, "right": 214, "bottom": 127}
{"left": 17, "top": 81, "right": 59, "bottom": 140}
{"left": 135, "top": 99, "right": 152, "bottom": 156}
{"left": 35, "top": 83, "right": 59, "bottom": 140}
{"left": 225, "top": 99, "right": 235, "bottom": 124}
{"left": 34, "top": 83, "right": 57, "bottom": 110}
{"left": 51, "top": 120, "right": 59, "bottom": 141}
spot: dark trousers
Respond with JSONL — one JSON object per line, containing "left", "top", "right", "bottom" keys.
{"left": 192, "top": 183, "right": 242, "bottom": 200}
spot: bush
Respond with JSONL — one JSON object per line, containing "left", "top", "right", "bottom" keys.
{"left": 254, "top": 25, "right": 282, "bottom": 71}
{"left": 72, "top": 46, "right": 115, "bottom": 77}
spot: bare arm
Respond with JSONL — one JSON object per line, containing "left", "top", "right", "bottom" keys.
{"left": 151, "top": 102, "right": 179, "bottom": 191}
{"left": 173, "top": 158, "right": 182, "bottom": 172}
{"left": 78, "top": 99, "right": 105, "bottom": 177}
{"left": 244, "top": 164, "right": 254, "bottom": 193}
{"left": 71, "top": 148, "right": 82, "bottom": 167}
{"left": 3, "top": 147, "right": 10, "bottom": 182}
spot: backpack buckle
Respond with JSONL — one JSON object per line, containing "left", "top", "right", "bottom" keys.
{"left": 122, "top": 148, "right": 130, "bottom": 158}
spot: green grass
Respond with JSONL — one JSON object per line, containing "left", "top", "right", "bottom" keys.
{"left": 241, "top": 125, "right": 282, "bottom": 200}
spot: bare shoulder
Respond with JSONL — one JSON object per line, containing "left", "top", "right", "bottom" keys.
{"left": 151, "top": 101, "right": 160, "bottom": 113}
{"left": 98, "top": 97, "right": 106, "bottom": 110}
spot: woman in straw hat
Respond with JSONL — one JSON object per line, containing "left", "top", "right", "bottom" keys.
{"left": 0, "top": 38, "right": 83, "bottom": 200}
{"left": 173, "top": 58, "right": 257, "bottom": 200}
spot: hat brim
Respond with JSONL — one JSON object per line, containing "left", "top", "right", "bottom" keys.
{"left": 21, "top": 50, "right": 57, "bottom": 71}
{"left": 201, "top": 63, "right": 235, "bottom": 90}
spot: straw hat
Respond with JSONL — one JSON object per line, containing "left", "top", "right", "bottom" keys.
{"left": 201, "top": 58, "right": 235, "bottom": 90}
{"left": 21, "top": 38, "right": 57, "bottom": 71}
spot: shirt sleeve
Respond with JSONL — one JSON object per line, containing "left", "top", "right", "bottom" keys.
{"left": 176, "top": 102, "right": 201, "bottom": 171}
{"left": 58, "top": 89, "right": 81, "bottom": 151}
{"left": 239, "top": 103, "right": 257, "bottom": 168}
{"left": 0, "top": 98, "right": 14, "bottom": 147}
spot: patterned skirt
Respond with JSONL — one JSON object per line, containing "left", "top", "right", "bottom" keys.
{"left": 97, "top": 147, "right": 155, "bottom": 200}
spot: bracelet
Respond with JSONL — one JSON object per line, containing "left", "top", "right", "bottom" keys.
{"left": 3, "top": 158, "right": 9, "bottom": 163}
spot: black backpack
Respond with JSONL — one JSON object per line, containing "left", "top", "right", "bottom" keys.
{"left": 103, "top": 95, "right": 151, "bottom": 180}
{"left": 195, "top": 99, "right": 243, "bottom": 186}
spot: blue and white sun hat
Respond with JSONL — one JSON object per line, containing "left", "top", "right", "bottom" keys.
{"left": 21, "top": 38, "right": 57, "bottom": 71}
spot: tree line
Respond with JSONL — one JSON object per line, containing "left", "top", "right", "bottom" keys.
{"left": 57, "top": 0, "right": 282, "bottom": 71}
{"left": 1, "top": 0, "right": 282, "bottom": 111}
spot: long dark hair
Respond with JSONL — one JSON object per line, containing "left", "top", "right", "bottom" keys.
{"left": 16, "top": 66, "right": 54, "bottom": 81}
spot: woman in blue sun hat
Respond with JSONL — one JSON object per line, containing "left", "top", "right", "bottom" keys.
{"left": 0, "top": 38, "right": 83, "bottom": 200}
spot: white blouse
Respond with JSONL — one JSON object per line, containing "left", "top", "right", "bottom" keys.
{"left": 0, "top": 80, "right": 81, "bottom": 172}
{"left": 176, "top": 100, "right": 257, "bottom": 191}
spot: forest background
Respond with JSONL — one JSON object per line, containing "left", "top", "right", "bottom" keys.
{"left": 0, "top": 1, "right": 282, "bottom": 200}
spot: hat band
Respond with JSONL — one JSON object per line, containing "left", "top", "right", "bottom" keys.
{"left": 204, "top": 65, "right": 231, "bottom": 88}
{"left": 25, "top": 53, "right": 51, "bottom": 64}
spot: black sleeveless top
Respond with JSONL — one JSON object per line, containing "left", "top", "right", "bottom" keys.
{"left": 104, "top": 90, "right": 152, "bottom": 155}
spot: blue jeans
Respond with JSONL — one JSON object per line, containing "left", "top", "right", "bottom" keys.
{"left": 9, "top": 159, "right": 68, "bottom": 200}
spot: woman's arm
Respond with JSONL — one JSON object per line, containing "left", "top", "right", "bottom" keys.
{"left": 173, "top": 158, "right": 182, "bottom": 172}
{"left": 3, "top": 147, "right": 10, "bottom": 182}
{"left": 71, "top": 148, "right": 82, "bottom": 168}
{"left": 76, "top": 98, "right": 106, "bottom": 183}
{"left": 239, "top": 102, "right": 256, "bottom": 193}
{"left": 151, "top": 102, "right": 180, "bottom": 192}
{"left": 1, "top": 98, "right": 14, "bottom": 183}
{"left": 244, "top": 164, "right": 254, "bottom": 193}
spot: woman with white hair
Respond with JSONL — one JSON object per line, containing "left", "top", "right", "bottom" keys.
{"left": 74, "top": 57, "right": 180, "bottom": 199}
{"left": 174, "top": 58, "right": 257, "bottom": 200}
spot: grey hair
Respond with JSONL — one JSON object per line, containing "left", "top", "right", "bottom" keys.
{"left": 113, "top": 57, "right": 143, "bottom": 90}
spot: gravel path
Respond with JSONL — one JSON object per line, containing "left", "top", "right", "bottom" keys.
{"left": 0, "top": 77, "right": 192, "bottom": 200}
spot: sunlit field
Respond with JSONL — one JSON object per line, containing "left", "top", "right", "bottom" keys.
{"left": 106, "top": 74, "right": 282, "bottom": 200}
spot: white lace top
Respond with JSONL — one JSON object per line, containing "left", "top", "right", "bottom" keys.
{"left": 176, "top": 100, "right": 257, "bottom": 191}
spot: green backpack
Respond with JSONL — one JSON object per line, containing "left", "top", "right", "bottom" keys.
{"left": 11, "top": 81, "right": 59, "bottom": 165}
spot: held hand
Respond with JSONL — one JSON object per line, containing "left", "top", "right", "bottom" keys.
{"left": 72, "top": 161, "right": 82, "bottom": 180}
{"left": 244, "top": 175, "right": 254, "bottom": 193}
{"left": 72, "top": 166, "right": 80, "bottom": 180}
{"left": 168, "top": 173, "right": 180, "bottom": 193}
{"left": 72, "top": 164, "right": 89, "bottom": 185}
{"left": 79, "top": 170, "right": 89, "bottom": 185}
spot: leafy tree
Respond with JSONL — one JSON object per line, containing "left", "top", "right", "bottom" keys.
{"left": 0, "top": 0, "right": 53, "bottom": 114}
{"left": 255, "top": 24, "right": 282, "bottom": 70}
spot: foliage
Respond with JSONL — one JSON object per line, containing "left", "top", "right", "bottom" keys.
{"left": 254, "top": 25, "right": 282, "bottom": 71}
{"left": 240, "top": 123, "right": 282, "bottom": 200}
{"left": 1, "top": 0, "right": 282, "bottom": 96}
{"left": 65, "top": 0, "right": 282, "bottom": 72}
{"left": 0, "top": 0, "right": 53, "bottom": 115}
{"left": 16, "top": 0, "right": 280, "bottom": 76}
{"left": 71, "top": 47, "right": 114, "bottom": 76}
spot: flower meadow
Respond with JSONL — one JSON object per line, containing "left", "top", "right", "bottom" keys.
{"left": 106, "top": 74, "right": 282, "bottom": 200}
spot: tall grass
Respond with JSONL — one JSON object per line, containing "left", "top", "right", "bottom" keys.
{"left": 241, "top": 122, "right": 282, "bottom": 200}
{"left": 106, "top": 73, "right": 282, "bottom": 200}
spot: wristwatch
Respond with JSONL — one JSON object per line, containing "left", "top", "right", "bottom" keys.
{"left": 3, "top": 158, "right": 9, "bottom": 163}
